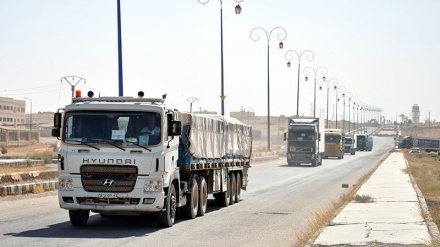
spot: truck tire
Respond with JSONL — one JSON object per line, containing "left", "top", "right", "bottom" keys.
{"left": 312, "top": 160, "right": 317, "bottom": 167}
{"left": 157, "top": 184, "right": 176, "bottom": 227}
{"left": 229, "top": 172, "right": 236, "bottom": 205}
{"left": 197, "top": 176, "right": 208, "bottom": 216}
{"left": 215, "top": 173, "right": 230, "bottom": 207}
{"left": 182, "top": 177, "right": 199, "bottom": 219}
{"left": 69, "top": 209, "right": 90, "bottom": 226}
{"left": 235, "top": 172, "right": 241, "bottom": 203}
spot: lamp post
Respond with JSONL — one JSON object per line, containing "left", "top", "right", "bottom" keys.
{"left": 303, "top": 66, "right": 328, "bottom": 118}
{"left": 61, "top": 75, "right": 86, "bottom": 101}
{"left": 335, "top": 86, "right": 347, "bottom": 129}
{"left": 342, "top": 92, "right": 352, "bottom": 133}
{"left": 318, "top": 77, "right": 339, "bottom": 128}
{"left": 348, "top": 96, "right": 356, "bottom": 133}
{"left": 117, "top": 0, "right": 123, "bottom": 96}
{"left": 250, "top": 27, "right": 287, "bottom": 151}
{"left": 24, "top": 97, "right": 32, "bottom": 131}
{"left": 198, "top": 0, "right": 243, "bottom": 116}
{"left": 285, "top": 50, "right": 314, "bottom": 116}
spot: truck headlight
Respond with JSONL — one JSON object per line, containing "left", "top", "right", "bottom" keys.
{"left": 144, "top": 180, "right": 162, "bottom": 192}
{"left": 59, "top": 178, "right": 74, "bottom": 191}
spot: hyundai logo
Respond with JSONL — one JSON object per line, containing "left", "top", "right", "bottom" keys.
{"left": 102, "top": 179, "right": 116, "bottom": 187}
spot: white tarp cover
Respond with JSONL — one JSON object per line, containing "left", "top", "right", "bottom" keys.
{"left": 181, "top": 113, "right": 252, "bottom": 159}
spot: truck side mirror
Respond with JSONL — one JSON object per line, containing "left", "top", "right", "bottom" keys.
{"left": 51, "top": 128, "right": 60, "bottom": 138}
{"left": 169, "top": 121, "right": 182, "bottom": 136}
{"left": 318, "top": 133, "right": 321, "bottom": 141}
{"left": 283, "top": 132, "right": 287, "bottom": 141}
{"left": 54, "top": 113, "right": 62, "bottom": 128}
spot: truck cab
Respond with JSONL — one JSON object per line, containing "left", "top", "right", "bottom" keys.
{"left": 323, "top": 129, "right": 344, "bottom": 159}
{"left": 343, "top": 135, "right": 356, "bottom": 155}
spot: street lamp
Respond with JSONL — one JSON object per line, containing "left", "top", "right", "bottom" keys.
{"left": 348, "top": 96, "right": 356, "bottom": 133}
{"left": 342, "top": 92, "right": 352, "bottom": 133}
{"left": 303, "top": 66, "right": 328, "bottom": 118}
{"left": 318, "top": 77, "right": 338, "bottom": 128}
{"left": 335, "top": 86, "right": 347, "bottom": 129}
{"left": 24, "top": 97, "right": 32, "bottom": 131}
{"left": 285, "top": 50, "right": 315, "bottom": 116}
{"left": 250, "top": 27, "right": 287, "bottom": 151}
{"left": 198, "top": 0, "right": 244, "bottom": 116}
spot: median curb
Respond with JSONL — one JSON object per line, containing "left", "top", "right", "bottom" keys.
{"left": 0, "top": 180, "right": 59, "bottom": 196}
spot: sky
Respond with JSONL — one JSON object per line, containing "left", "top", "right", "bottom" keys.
{"left": 1, "top": 0, "right": 439, "bottom": 123}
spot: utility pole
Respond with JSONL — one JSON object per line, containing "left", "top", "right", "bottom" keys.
{"left": 187, "top": 97, "right": 199, "bottom": 113}
{"left": 61, "top": 75, "right": 86, "bottom": 101}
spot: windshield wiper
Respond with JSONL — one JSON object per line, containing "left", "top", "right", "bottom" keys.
{"left": 66, "top": 140, "right": 100, "bottom": 150}
{"left": 90, "top": 139, "right": 126, "bottom": 151}
{"left": 126, "top": 141, "right": 152, "bottom": 152}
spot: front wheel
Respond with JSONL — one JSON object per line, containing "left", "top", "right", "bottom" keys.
{"left": 157, "top": 184, "right": 177, "bottom": 227}
{"left": 69, "top": 209, "right": 90, "bottom": 226}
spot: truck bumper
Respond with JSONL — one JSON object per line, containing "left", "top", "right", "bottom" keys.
{"left": 58, "top": 188, "right": 165, "bottom": 213}
{"left": 287, "top": 153, "right": 315, "bottom": 163}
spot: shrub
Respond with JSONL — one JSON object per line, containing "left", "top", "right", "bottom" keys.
{"left": 354, "top": 194, "right": 375, "bottom": 203}
{"left": 1, "top": 145, "right": 7, "bottom": 155}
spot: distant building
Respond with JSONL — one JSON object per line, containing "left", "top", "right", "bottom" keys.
{"left": 0, "top": 97, "right": 26, "bottom": 128}
{"left": 412, "top": 104, "right": 420, "bottom": 125}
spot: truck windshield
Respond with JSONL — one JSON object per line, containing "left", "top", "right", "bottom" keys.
{"left": 325, "top": 135, "right": 341, "bottom": 143}
{"left": 62, "top": 111, "right": 161, "bottom": 147}
{"left": 344, "top": 138, "right": 353, "bottom": 144}
{"left": 288, "top": 130, "right": 315, "bottom": 141}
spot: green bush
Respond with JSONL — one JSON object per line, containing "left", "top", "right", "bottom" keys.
{"left": 1, "top": 145, "right": 7, "bottom": 155}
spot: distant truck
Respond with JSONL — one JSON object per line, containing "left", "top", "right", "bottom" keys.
{"left": 324, "top": 129, "right": 344, "bottom": 159}
{"left": 366, "top": 137, "right": 373, "bottom": 151}
{"left": 356, "top": 134, "right": 368, "bottom": 151}
{"left": 51, "top": 91, "right": 252, "bottom": 227}
{"left": 343, "top": 135, "right": 356, "bottom": 155}
{"left": 398, "top": 136, "right": 440, "bottom": 152}
{"left": 284, "top": 117, "right": 325, "bottom": 166}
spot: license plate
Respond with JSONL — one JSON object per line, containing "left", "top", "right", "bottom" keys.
{"left": 97, "top": 193, "right": 117, "bottom": 198}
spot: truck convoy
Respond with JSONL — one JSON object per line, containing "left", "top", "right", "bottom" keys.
{"left": 284, "top": 117, "right": 325, "bottom": 166}
{"left": 343, "top": 134, "right": 356, "bottom": 155}
{"left": 51, "top": 91, "right": 252, "bottom": 227}
{"left": 323, "top": 129, "right": 344, "bottom": 159}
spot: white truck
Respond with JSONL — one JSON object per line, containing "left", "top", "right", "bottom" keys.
{"left": 283, "top": 117, "right": 325, "bottom": 166}
{"left": 51, "top": 91, "right": 252, "bottom": 227}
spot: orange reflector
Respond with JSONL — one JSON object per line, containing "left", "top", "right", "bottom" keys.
{"left": 75, "top": 90, "right": 81, "bottom": 97}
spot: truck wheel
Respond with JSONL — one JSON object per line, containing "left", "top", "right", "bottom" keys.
{"left": 182, "top": 177, "right": 199, "bottom": 219}
{"left": 312, "top": 160, "right": 317, "bottom": 167}
{"left": 215, "top": 173, "right": 230, "bottom": 207}
{"left": 229, "top": 172, "right": 236, "bottom": 205}
{"left": 197, "top": 176, "right": 208, "bottom": 216}
{"left": 69, "top": 209, "right": 90, "bottom": 226}
{"left": 235, "top": 172, "right": 241, "bottom": 203}
{"left": 157, "top": 184, "right": 177, "bottom": 227}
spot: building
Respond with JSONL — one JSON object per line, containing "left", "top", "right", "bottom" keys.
{"left": 412, "top": 104, "right": 420, "bottom": 125}
{"left": 0, "top": 97, "right": 26, "bottom": 128}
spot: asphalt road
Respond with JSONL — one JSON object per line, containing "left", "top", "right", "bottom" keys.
{"left": 0, "top": 136, "right": 394, "bottom": 247}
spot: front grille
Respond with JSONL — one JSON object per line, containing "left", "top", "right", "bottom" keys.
{"left": 80, "top": 165, "right": 138, "bottom": 192}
